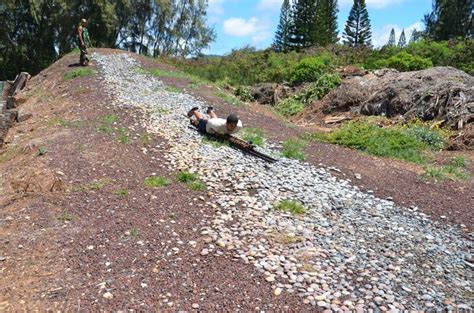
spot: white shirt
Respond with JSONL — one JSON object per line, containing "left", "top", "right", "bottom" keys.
{"left": 206, "top": 118, "right": 242, "bottom": 135}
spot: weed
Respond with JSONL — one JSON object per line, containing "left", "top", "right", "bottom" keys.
{"left": 282, "top": 138, "right": 306, "bottom": 160}
{"left": 97, "top": 114, "right": 119, "bottom": 135}
{"left": 421, "top": 163, "right": 470, "bottom": 182}
{"left": 401, "top": 120, "right": 450, "bottom": 150}
{"left": 189, "top": 82, "right": 203, "bottom": 89}
{"left": 234, "top": 86, "right": 254, "bottom": 102}
{"left": 275, "top": 199, "right": 307, "bottom": 215}
{"left": 275, "top": 97, "right": 305, "bottom": 117}
{"left": 450, "top": 156, "right": 469, "bottom": 168}
{"left": 117, "top": 128, "right": 130, "bottom": 144}
{"left": 72, "top": 178, "right": 112, "bottom": 192}
{"left": 214, "top": 90, "right": 242, "bottom": 106}
{"left": 269, "top": 231, "right": 304, "bottom": 244}
{"left": 64, "top": 68, "right": 96, "bottom": 80}
{"left": 141, "top": 134, "right": 153, "bottom": 146}
{"left": 132, "top": 66, "right": 148, "bottom": 74}
{"left": 116, "top": 188, "right": 129, "bottom": 197}
{"left": 189, "top": 180, "right": 206, "bottom": 191}
{"left": 144, "top": 176, "right": 170, "bottom": 187}
{"left": 241, "top": 127, "right": 266, "bottom": 147}
{"left": 48, "top": 117, "right": 85, "bottom": 128}
{"left": 165, "top": 86, "right": 183, "bottom": 93}
{"left": 130, "top": 227, "right": 139, "bottom": 237}
{"left": 37, "top": 147, "right": 48, "bottom": 156}
{"left": 177, "top": 171, "right": 198, "bottom": 183}
{"left": 58, "top": 209, "right": 74, "bottom": 222}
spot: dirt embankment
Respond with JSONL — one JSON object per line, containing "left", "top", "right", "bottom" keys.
{"left": 0, "top": 49, "right": 473, "bottom": 310}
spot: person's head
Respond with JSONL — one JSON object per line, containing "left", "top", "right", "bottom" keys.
{"left": 226, "top": 114, "right": 239, "bottom": 132}
{"left": 81, "top": 19, "right": 88, "bottom": 27}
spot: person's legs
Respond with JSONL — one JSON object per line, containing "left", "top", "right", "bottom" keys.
{"left": 209, "top": 110, "right": 217, "bottom": 119}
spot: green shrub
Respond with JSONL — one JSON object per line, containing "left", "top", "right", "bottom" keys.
{"left": 275, "top": 199, "right": 307, "bottom": 215}
{"left": 290, "top": 55, "right": 332, "bottom": 84}
{"left": 234, "top": 86, "right": 254, "bottom": 102}
{"left": 421, "top": 165, "right": 469, "bottom": 181}
{"left": 386, "top": 51, "right": 433, "bottom": 71}
{"left": 401, "top": 123, "right": 448, "bottom": 150}
{"left": 313, "top": 121, "right": 429, "bottom": 164}
{"left": 176, "top": 171, "right": 198, "bottom": 183}
{"left": 450, "top": 156, "right": 469, "bottom": 168}
{"left": 282, "top": 138, "right": 307, "bottom": 160}
{"left": 303, "top": 73, "right": 342, "bottom": 102}
{"left": 275, "top": 97, "right": 305, "bottom": 117}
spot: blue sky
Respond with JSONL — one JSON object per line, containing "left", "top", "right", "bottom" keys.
{"left": 205, "top": 0, "right": 432, "bottom": 55}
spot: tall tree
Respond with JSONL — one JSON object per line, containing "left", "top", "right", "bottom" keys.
{"left": 342, "top": 0, "right": 372, "bottom": 48}
{"left": 409, "top": 29, "right": 422, "bottom": 43}
{"left": 387, "top": 28, "right": 396, "bottom": 46}
{"left": 398, "top": 29, "right": 406, "bottom": 47}
{"left": 288, "top": 0, "right": 317, "bottom": 50}
{"left": 273, "top": 0, "right": 292, "bottom": 52}
{"left": 424, "top": 0, "right": 472, "bottom": 40}
{"left": 312, "top": 0, "right": 339, "bottom": 46}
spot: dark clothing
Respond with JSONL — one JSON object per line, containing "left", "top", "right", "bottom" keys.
{"left": 197, "top": 118, "right": 208, "bottom": 133}
{"left": 79, "top": 42, "right": 89, "bottom": 66}
{"left": 78, "top": 25, "right": 89, "bottom": 66}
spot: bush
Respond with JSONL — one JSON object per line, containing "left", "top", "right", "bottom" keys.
{"left": 282, "top": 138, "right": 307, "bottom": 160}
{"left": 290, "top": 54, "right": 333, "bottom": 84}
{"left": 275, "top": 97, "right": 305, "bottom": 117}
{"left": 303, "top": 73, "right": 341, "bottom": 102}
{"left": 275, "top": 199, "right": 307, "bottom": 215}
{"left": 234, "top": 86, "right": 254, "bottom": 102}
{"left": 401, "top": 121, "right": 449, "bottom": 150}
{"left": 385, "top": 51, "right": 433, "bottom": 71}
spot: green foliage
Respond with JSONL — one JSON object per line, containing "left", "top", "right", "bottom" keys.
{"left": 72, "top": 178, "right": 112, "bottom": 192}
{"left": 234, "top": 86, "right": 254, "bottom": 102}
{"left": 48, "top": 117, "right": 85, "bottom": 128}
{"left": 144, "top": 176, "right": 170, "bottom": 187}
{"left": 202, "top": 137, "right": 230, "bottom": 148}
{"left": 282, "top": 138, "right": 307, "bottom": 160}
{"left": 421, "top": 164, "right": 470, "bottom": 182}
{"left": 177, "top": 171, "right": 198, "bottom": 183}
{"left": 303, "top": 73, "right": 341, "bottom": 101}
{"left": 130, "top": 227, "right": 139, "bottom": 237}
{"left": 312, "top": 121, "right": 432, "bottom": 164}
{"left": 214, "top": 90, "right": 242, "bottom": 106}
{"left": 37, "top": 147, "right": 48, "bottom": 156}
{"left": 401, "top": 121, "right": 449, "bottom": 150}
{"left": 290, "top": 55, "right": 332, "bottom": 83}
{"left": 116, "top": 188, "right": 129, "bottom": 197}
{"left": 241, "top": 128, "right": 266, "bottom": 147}
{"left": 450, "top": 156, "right": 469, "bottom": 168}
{"left": 97, "top": 114, "right": 119, "bottom": 135}
{"left": 64, "top": 68, "right": 96, "bottom": 80}
{"left": 117, "top": 128, "right": 130, "bottom": 144}
{"left": 58, "top": 210, "right": 75, "bottom": 222}
{"left": 273, "top": 0, "right": 292, "bottom": 52}
{"left": 275, "top": 97, "right": 305, "bottom": 117}
{"left": 275, "top": 199, "right": 307, "bottom": 215}
{"left": 343, "top": 0, "right": 372, "bottom": 48}
{"left": 164, "top": 86, "right": 183, "bottom": 93}
{"left": 189, "top": 180, "right": 206, "bottom": 191}
{"left": 382, "top": 52, "right": 433, "bottom": 71}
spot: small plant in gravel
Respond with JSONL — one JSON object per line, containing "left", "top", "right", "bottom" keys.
{"left": 450, "top": 156, "right": 469, "bottom": 168}
{"left": 282, "top": 138, "right": 306, "bottom": 160}
{"left": 117, "top": 128, "right": 130, "bottom": 144}
{"left": 48, "top": 117, "right": 85, "bottom": 128}
{"left": 144, "top": 176, "right": 170, "bottom": 187}
{"left": 421, "top": 163, "right": 470, "bottom": 182}
{"left": 275, "top": 199, "right": 307, "bottom": 215}
{"left": 189, "top": 180, "right": 206, "bottom": 191}
{"left": 64, "top": 68, "right": 96, "bottom": 80}
{"left": 203, "top": 137, "right": 230, "bottom": 148}
{"left": 274, "top": 97, "right": 305, "bottom": 117}
{"left": 141, "top": 134, "right": 153, "bottom": 146}
{"left": 164, "top": 86, "right": 183, "bottom": 93}
{"left": 177, "top": 171, "right": 198, "bottom": 183}
{"left": 37, "top": 147, "right": 48, "bottom": 156}
{"left": 97, "top": 114, "right": 119, "bottom": 135}
{"left": 72, "top": 178, "right": 112, "bottom": 192}
{"left": 130, "top": 227, "right": 139, "bottom": 237}
{"left": 116, "top": 188, "right": 129, "bottom": 197}
{"left": 58, "top": 210, "right": 74, "bottom": 222}
{"left": 214, "top": 90, "right": 242, "bottom": 106}
{"left": 241, "top": 127, "right": 266, "bottom": 147}
{"left": 270, "top": 231, "right": 304, "bottom": 245}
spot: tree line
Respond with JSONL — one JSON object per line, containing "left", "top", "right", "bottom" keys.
{"left": 0, "top": 0, "right": 215, "bottom": 80}
{"left": 274, "top": 0, "right": 473, "bottom": 52}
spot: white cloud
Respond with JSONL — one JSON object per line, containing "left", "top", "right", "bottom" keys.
{"left": 223, "top": 17, "right": 273, "bottom": 47}
{"left": 371, "top": 21, "right": 424, "bottom": 47}
{"left": 340, "top": 0, "right": 405, "bottom": 9}
{"left": 208, "top": 0, "right": 226, "bottom": 15}
{"left": 257, "top": 0, "right": 284, "bottom": 11}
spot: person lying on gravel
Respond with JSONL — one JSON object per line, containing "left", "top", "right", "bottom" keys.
{"left": 187, "top": 106, "right": 243, "bottom": 135}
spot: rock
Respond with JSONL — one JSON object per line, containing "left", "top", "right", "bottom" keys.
{"left": 274, "top": 288, "right": 282, "bottom": 296}
{"left": 192, "top": 303, "right": 200, "bottom": 309}
{"left": 103, "top": 292, "right": 113, "bottom": 299}
{"left": 200, "top": 249, "right": 209, "bottom": 256}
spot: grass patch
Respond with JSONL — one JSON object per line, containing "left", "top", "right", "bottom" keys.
{"left": 97, "top": 114, "right": 119, "bottom": 135}
{"left": 116, "top": 188, "right": 129, "bottom": 197}
{"left": 269, "top": 231, "right": 304, "bottom": 245}
{"left": 64, "top": 68, "right": 96, "bottom": 80}
{"left": 420, "top": 156, "right": 471, "bottom": 182}
{"left": 72, "top": 178, "right": 112, "bottom": 192}
{"left": 164, "top": 86, "right": 183, "bottom": 93}
{"left": 48, "top": 117, "right": 85, "bottom": 128}
{"left": 241, "top": 127, "right": 266, "bottom": 147}
{"left": 130, "top": 227, "right": 139, "bottom": 237}
{"left": 202, "top": 137, "right": 230, "bottom": 148}
{"left": 188, "top": 82, "right": 203, "bottom": 89}
{"left": 177, "top": 171, "right": 206, "bottom": 191}
{"left": 275, "top": 199, "right": 307, "bottom": 215}
{"left": 37, "top": 147, "right": 48, "bottom": 156}
{"left": 275, "top": 97, "right": 305, "bottom": 117}
{"left": 311, "top": 121, "right": 431, "bottom": 164}
{"left": 450, "top": 156, "right": 469, "bottom": 168}
{"left": 144, "top": 176, "right": 170, "bottom": 187}
{"left": 117, "top": 128, "right": 130, "bottom": 144}
{"left": 214, "top": 90, "right": 242, "bottom": 106}
{"left": 58, "top": 209, "right": 74, "bottom": 222}
{"left": 282, "top": 138, "right": 306, "bottom": 160}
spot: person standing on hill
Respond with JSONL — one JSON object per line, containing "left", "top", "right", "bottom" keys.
{"left": 77, "top": 19, "right": 91, "bottom": 66}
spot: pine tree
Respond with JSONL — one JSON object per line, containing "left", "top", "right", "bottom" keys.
{"left": 313, "top": 0, "right": 339, "bottom": 46}
{"left": 398, "top": 29, "right": 406, "bottom": 47}
{"left": 273, "top": 0, "right": 292, "bottom": 52}
{"left": 409, "top": 29, "right": 421, "bottom": 43}
{"left": 387, "top": 28, "right": 396, "bottom": 46}
{"left": 424, "top": 0, "right": 472, "bottom": 40}
{"left": 288, "top": 0, "right": 317, "bottom": 50}
{"left": 342, "top": 0, "right": 372, "bottom": 48}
